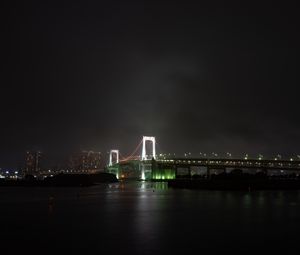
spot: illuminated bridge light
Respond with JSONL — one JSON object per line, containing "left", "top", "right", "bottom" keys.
{"left": 109, "top": 150, "right": 119, "bottom": 166}
{"left": 141, "top": 171, "right": 145, "bottom": 180}
{"left": 142, "top": 136, "right": 156, "bottom": 160}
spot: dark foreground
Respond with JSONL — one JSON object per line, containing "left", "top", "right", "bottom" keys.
{"left": 1, "top": 182, "right": 300, "bottom": 255}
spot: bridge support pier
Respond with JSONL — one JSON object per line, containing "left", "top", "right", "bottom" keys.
{"left": 207, "top": 167, "right": 211, "bottom": 179}
{"left": 188, "top": 166, "right": 191, "bottom": 178}
{"left": 175, "top": 166, "right": 191, "bottom": 179}
{"left": 141, "top": 164, "right": 145, "bottom": 180}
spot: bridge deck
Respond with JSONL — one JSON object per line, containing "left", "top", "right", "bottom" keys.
{"left": 155, "top": 158, "right": 300, "bottom": 171}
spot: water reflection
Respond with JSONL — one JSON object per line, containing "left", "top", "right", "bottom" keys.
{"left": 48, "top": 195, "right": 55, "bottom": 215}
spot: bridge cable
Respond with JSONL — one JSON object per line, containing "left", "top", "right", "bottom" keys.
{"left": 119, "top": 139, "right": 143, "bottom": 162}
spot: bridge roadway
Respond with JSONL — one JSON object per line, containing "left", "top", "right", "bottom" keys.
{"left": 154, "top": 158, "right": 300, "bottom": 171}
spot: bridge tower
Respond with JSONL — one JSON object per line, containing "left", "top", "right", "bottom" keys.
{"left": 109, "top": 150, "right": 119, "bottom": 166}
{"left": 142, "top": 136, "right": 156, "bottom": 160}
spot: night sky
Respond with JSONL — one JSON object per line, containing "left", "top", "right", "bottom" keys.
{"left": 1, "top": 1, "right": 299, "bottom": 168}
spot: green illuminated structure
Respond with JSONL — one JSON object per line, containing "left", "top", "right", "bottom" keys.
{"left": 151, "top": 168, "right": 176, "bottom": 180}
{"left": 151, "top": 159, "right": 176, "bottom": 180}
{"left": 106, "top": 159, "right": 176, "bottom": 181}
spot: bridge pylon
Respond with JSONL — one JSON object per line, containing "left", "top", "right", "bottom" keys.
{"left": 142, "top": 136, "right": 156, "bottom": 160}
{"left": 109, "top": 150, "right": 119, "bottom": 166}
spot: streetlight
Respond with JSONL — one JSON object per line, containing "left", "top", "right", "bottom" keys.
{"left": 211, "top": 152, "right": 218, "bottom": 158}
{"left": 226, "top": 152, "right": 232, "bottom": 158}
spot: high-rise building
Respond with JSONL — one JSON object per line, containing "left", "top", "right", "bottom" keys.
{"left": 24, "top": 151, "right": 42, "bottom": 177}
{"left": 69, "top": 151, "right": 102, "bottom": 173}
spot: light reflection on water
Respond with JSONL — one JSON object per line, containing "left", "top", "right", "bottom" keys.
{"left": 1, "top": 182, "right": 300, "bottom": 254}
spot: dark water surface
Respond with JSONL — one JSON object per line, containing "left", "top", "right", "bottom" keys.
{"left": 1, "top": 182, "right": 300, "bottom": 254}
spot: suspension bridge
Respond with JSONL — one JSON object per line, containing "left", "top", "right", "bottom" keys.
{"left": 106, "top": 136, "right": 300, "bottom": 180}
{"left": 107, "top": 136, "right": 158, "bottom": 180}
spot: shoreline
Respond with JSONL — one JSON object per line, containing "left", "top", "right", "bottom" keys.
{"left": 0, "top": 173, "right": 118, "bottom": 187}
